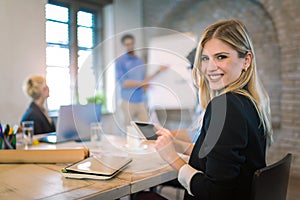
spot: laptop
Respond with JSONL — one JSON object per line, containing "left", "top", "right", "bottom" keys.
{"left": 39, "top": 104, "right": 101, "bottom": 144}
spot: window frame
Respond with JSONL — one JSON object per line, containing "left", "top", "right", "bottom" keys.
{"left": 46, "top": 0, "right": 103, "bottom": 111}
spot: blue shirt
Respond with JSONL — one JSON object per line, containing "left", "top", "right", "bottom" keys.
{"left": 116, "top": 53, "right": 145, "bottom": 103}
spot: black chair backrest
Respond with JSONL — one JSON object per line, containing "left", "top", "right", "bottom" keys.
{"left": 250, "top": 153, "right": 292, "bottom": 200}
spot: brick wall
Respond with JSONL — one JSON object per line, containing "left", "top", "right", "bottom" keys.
{"left": 257, "top": 0, "right": 300, "bottom": 175}
{"left": 142, "top": 0, "right": 300, "bottom": 174}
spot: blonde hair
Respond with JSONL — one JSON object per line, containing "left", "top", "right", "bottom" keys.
{"left": 193, "top": 20, "right": 273, "bottom": 146}
{"left": 25, "top": 75, "right": 46, "bottom": 100}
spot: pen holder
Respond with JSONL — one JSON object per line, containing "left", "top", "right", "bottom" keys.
{"left": 0, "top": 134, "right": 16, "bottom": 149}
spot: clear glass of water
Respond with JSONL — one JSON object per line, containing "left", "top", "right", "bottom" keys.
{"left": 90, "top": 122, "right": 102, "bottom": 144}
{"left": 22, "top": 121, "right": 34, "bottom": 147}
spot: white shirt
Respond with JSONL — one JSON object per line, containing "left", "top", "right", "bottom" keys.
{"left": 178, "top": 164, "right": 203, "bottom": 196}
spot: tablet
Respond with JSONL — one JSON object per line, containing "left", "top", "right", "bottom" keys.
{"left": 62, "top": 155, "right": 132, "bottom": 180}
{"left": 130, "top": 121, "right": 158, "bottom": 140}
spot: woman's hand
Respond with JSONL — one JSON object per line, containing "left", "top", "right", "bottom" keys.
{"left": 155, "top": 125, "right": 187, "bottom": 172}
{"left": 154, "top": 125, "right": 180, "bottom": 165}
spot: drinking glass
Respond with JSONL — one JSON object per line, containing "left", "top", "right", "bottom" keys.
{"left": 90, "top": 122, "right": 102, "bottom": 144}
{"left": 22, "top": 121, "right": 34, "bottom": 147}
{"left": 126, "top": 126, "right": 141, "bottom": 149}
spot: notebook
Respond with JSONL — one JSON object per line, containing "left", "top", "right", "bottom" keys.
{"left": 61, "top": 155, "right": 132, "bottom": 180}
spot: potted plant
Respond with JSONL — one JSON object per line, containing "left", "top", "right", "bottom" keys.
{"left": 86, "top": 92, "right": 106, "bottom": 116}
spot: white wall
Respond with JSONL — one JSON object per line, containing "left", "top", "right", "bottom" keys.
{"left": 0, "top": 0, "right": 47, "bottom": 124}
{"left": 102, "top": 4, "right": 116, "bottom": 113}
{"left": 113, "top": 0, "right": 144, "bottom": 58}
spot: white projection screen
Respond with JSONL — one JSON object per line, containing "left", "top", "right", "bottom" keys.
{"left": 146, "top": 33, "right": 198, "bottom": 110}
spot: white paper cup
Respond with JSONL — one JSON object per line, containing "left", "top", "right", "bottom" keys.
{"left": 126, "top": 126, "right": 141, "bottom": 149}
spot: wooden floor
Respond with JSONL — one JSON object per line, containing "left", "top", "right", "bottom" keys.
{"left": 287, "top": 175, "right": 300, "bottom": 200}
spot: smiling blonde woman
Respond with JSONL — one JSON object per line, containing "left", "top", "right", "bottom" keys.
{"left": 154, "top": 20, "right": 273, "bottom": 200}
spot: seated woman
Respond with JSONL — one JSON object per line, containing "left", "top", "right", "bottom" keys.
{"left": 21, "top": 75, "right": 55, "bottom": 134}
{"left": 155, "top": 20, "right": 273, "bottom": 200}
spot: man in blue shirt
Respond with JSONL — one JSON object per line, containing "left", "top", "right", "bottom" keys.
{"left": 116, "top": 34, "right": 167, "bottom": 127}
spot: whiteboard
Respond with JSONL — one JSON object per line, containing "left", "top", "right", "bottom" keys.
{"left": 146, "top": 33, "right": 198, "bottom": 110}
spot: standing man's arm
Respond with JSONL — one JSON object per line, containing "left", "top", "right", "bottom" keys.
{"left": 122, "top": 65, "right": 168, "bottom": 88}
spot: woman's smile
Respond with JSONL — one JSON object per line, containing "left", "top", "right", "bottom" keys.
{"left": 207, "top": 73, "right": 224, "bottom": 82}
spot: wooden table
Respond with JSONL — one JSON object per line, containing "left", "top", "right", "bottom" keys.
{"left": 0, "top": 134, "right": 177, "bottom": 200}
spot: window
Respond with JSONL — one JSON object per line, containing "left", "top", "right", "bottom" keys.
{"left": 46, "top": 4, "right": 70, "bottom": 110}
{"left": 45, "top": 3, "right": 97, "bottom": 111}
{"left": 77, "top": 11, "right": 94, "bottom": 68}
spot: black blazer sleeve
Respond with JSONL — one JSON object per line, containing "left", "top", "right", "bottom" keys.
{"left": 188, "top": 93, "right": 248, "bottom": 199}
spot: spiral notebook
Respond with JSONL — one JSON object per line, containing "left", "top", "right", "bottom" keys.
{"left": 61, "top": 155, "right": 132, "bottom": 180}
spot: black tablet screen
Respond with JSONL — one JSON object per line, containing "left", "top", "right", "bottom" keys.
{"left": 135, "top": 122, "right": 158, "bottom": 140}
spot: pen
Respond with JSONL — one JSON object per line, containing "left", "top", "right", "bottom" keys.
{"left": 8, "top": 127, "right": 13, "bottom": 135}
{"left": 0, "top": 122, "right": 3, "bottom": 137}
{"left": 13, "top": 125, "right": 19, "bottom": 134}
{"left": 0, "top": 122, "right": 2, "bottom": 148}
{"left": 3, "top": 124, "right": 13, "bottom": 149}
{"left": 4, "top": 124, "right": 9, "bottom": 137}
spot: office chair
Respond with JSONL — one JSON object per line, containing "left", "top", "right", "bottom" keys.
{"left": 158, "top": 179, "right": 183, "bottom": 200}
{"left": 250, "top": 153, "right": 292, "bottom": 200}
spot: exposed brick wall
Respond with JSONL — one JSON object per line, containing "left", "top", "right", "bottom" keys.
{"left": 257, "top": 0, "right": 300, "bottom": 175}
{"left": 142, "top": 0, "right": 300, "bottom": 174}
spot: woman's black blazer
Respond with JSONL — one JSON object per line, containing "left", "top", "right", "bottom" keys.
{"left": 184, "top": 92, "right": 266, "bottom": 200}
{"left": 21, "top": 102, "right": 56, "bottom": 134}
